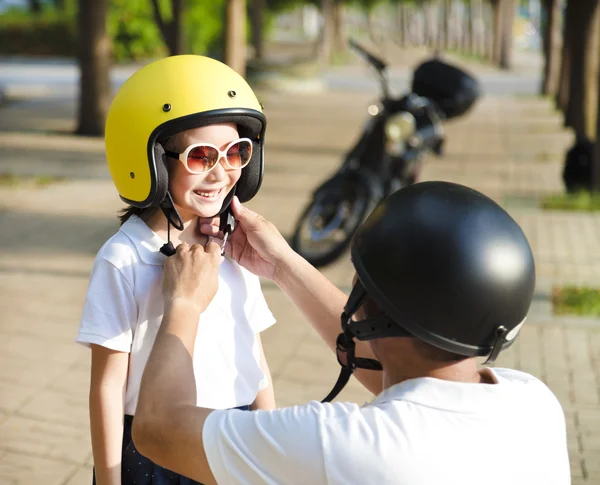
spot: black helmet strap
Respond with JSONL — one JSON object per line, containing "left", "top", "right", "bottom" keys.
{"left": 322, "top": 282, "right": 384, "bottom": 403}
{"left": 158, "top": 187, "right": 237, "bottom": 258}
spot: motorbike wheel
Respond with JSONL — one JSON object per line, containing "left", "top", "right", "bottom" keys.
{"left": 291, "top": 172, "right": 379, "bottom": 268}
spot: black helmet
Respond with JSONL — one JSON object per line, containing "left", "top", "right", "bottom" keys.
{"left": 322, "top": 181, "right": 535, "bottom": 402}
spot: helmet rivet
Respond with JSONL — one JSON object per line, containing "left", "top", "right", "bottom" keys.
{"left": 228, "top": 90, "right": 236, "bottom": 98}
{"left": 130, "top": 172, "right": 135, "bottom": 179}
{"left": 162, "top": 103, "right": 171, "bottom": 112}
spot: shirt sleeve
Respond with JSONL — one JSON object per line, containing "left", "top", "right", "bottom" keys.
{"left": 203, "top": 401, "right": 352, "bottom": 485}
{"left": 76, "top": 258, "right": 137, "bottom": 352}
{"left": 245, "top": 272, "right": 276, "bottom": 334}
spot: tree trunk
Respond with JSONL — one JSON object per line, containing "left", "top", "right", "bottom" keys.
{"left": 437, "top": 1, "right": 447, "bottom": 50}
{"left": 584, "top": 4, "right": 600, "bottom": 139}
{"left": 333, "top": 1, "right": 344, "bottom": 52}
{"left": 499, "top": 0, "right": 514, "bottom": 69}
{"left": 541, "top": 0, "right": 563, "bottom": 96}
{"left": 491, "top": 0, "right": 503, "bottom": 63}
{"left": 28, "top": 0, "right": 42, "bottom": 14}
{"left": 318, "top": 0, "right": 335, "bottom": 63}
{"left": 396, "top": 3, "right": 406, "bottom": 47}
{"left": 565, "top": 0, "right": 600, "bottom": 138}
{"left": 76, "top": 0, "right": 111, "bottom": 136}
{"left": 250, "top": 0, "right": 265, "bottom": 60}
{"left": 556, "top": 0, "right": 573, "bottom": 114}
{"left": 150, "top": 0, "right": 183, "bottom": 56}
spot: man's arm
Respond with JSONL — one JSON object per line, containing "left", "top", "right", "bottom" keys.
{"left": 225, "top": 198, "right": 383, "bottom": 396}
{"left": 133, "top": 300, "right": 218, "bottom": 485}
{"left": 274, "top": 252, "right": 382, "bottom": 396}
{"left": 133, "top": 242, "right": 221, "bottom": 485}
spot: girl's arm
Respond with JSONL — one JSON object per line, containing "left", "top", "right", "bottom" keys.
{"left": 250, "top": 334, "right": 276, "bottom": 411}
{"left": 89, "top": 345, "right": 129, "bottom": 485}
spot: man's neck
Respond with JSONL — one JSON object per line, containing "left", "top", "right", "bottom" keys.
{"left": 382, "top": 359, "right": 493, "bottom": 389}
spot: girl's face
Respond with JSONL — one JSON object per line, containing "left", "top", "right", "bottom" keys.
{"left": 167, "top": 123, "right": 243, "bottom": 221}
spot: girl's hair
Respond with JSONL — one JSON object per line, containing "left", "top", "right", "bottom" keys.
{"left": 119, "top": 206, "right": 152, "bottom": 225}
{"left": 118, "top": 136, "right": 174, "bottom": 226}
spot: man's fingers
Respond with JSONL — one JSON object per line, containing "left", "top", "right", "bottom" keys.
{"left": 231, "top": 196, "right": 262, "bottom": 231}
{"left": 176, "top": 242, "right": 190, "bottom": 254}
{"left": 205, "top": 237, "right": 222, "bottom": 256}
{"left": 200, "top": 223, "right": 221, "bottom": 236}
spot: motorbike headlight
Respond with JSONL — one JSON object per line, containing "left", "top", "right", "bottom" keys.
{"left": 385, "top": 112, "right": 416, "bottom": 141}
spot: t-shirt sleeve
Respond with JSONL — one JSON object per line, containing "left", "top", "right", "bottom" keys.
{"left": 203, "top": 401, "right": 350, "bottom": 485}
{"left": 76, "top": 258, "right": 137, "bottom": 352}
{"left": 245, "top": 272, "right": 276, "bottom": 334}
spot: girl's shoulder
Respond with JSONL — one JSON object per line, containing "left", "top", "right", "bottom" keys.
{"left": 95, "top": 227, "right": 139, "bottom": 269}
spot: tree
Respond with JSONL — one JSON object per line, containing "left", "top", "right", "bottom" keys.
{"left": 317, "top": 0, "right": 335, "bottom": 63}
{"left": 249, "top": 0, "right": 266, "bottom": 60}
{"left": 225, "top": 0, "right": 247, "bottom": 76}
{"left": 555, "top": 0, "right": 572, "bottom": 113}
{"left": 27, "top": 0, "right": 42, "bottom": 14}
{"left": 76, "top": 0, "right": 111, "bottom": 136}
{"left": 498, "top": 0, "right": 514, "bottom": 69}
{"left": 150, "top": 0, "right": 184, "bottom": 56}
{"left": 540, "top": 0, "right": 563, "bottom": 96}
{"left": 564, "top": 0, "right": 600, "bottom": 139}
{"left": 490, "top": 0, "right": 503, "bottom": 64}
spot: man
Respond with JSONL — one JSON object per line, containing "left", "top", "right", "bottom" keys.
{"left": 134, "top": 181, "right": 570, "bottom": 485}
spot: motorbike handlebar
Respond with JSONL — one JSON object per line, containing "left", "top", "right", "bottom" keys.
{"left": 348, "top": 38, "right": 387, "bottom": 72}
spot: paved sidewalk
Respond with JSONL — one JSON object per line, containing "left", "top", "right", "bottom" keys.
{"left": 0, "top": 53, "right": 599, "bottom": 484}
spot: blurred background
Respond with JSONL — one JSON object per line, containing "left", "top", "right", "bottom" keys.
{"left": 0, "top": 1, "right": 599, "bottom": 484}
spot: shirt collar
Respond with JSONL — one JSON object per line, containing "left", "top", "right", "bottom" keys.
{"left": 119, "top": 215, "right": 168, "bottom": 265}
{"left": 369, "top": 368, "right": 521, "bottom": 413}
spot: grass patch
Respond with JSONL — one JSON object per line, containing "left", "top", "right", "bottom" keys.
{"left": 0, "top": 172, "right": 65, "bottom": 188}
{"left": 540, "top": 191, "right": 600, "bottom": 212}
{"left": 552, "top": 286, "right": 600, "bottom": 317}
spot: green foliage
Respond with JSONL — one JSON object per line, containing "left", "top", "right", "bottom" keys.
{"left": 0, "top": 0, "right": 226, "bottom": 60}
{"left": 552, "top": 286, "right": 600, "bottom": 317}
{"left": 540, "top": 191, "right": 600, "bottom": 212}
{"left": 0, "top": 8, "right": 76, "bottom": 57}
{"left": 184, "top": 0, "right": 226, "bottom": 58}
{"left": 108, "top": 0, "right": 166, "bottom": 61}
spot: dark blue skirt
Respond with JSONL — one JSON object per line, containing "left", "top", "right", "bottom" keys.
{"left": 93, "top": 407, "right": 250, "bottom": 485}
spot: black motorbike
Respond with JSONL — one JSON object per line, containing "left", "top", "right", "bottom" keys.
{"left": 290, "top": 38, "right": 481, "bottom": 268}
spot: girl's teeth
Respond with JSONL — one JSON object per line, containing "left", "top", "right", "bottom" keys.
{"left": 196, "top": 189, "right": 222, "bottom": 199}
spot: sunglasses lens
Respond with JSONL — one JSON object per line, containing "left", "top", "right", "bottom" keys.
{"left": 187, "top": 145, "right": 218, "bottom": 173}
{"left": 226, "top": 140, "right": 252, "bottom": 168}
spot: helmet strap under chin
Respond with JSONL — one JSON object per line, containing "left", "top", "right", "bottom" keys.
{"left": 158, "top": 187, "right": 238, "bottom": 258}
{"left": 159, "top": 193, "right": 183, "bottom": 257}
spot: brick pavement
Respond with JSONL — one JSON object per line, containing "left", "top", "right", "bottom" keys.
{"left": 0, "top": 58, "right": 599, "bottom": 484}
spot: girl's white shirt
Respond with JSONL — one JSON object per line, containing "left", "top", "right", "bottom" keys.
{"left": 76, "top": 215, "right": 276, "bottom": 413}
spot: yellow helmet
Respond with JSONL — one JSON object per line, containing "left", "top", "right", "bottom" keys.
{"left": 105, "top": 55, "right": 266, "bottom": 229}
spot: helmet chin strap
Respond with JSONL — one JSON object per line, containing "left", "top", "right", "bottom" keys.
{"left": 321, "top": 282, "right": 383, "bottom": 403}
{"left": 159, "top": 187, "right": 237, "bottom": 257}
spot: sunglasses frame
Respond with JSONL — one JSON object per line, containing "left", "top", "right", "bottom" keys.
{"left": 164, "top": 137, "right": 253, "bottom": 174}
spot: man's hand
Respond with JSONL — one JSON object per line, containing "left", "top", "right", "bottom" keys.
{"left": 222, "top": 197, "right": 294, "bottom": 281}
{"left": 162, "top": 241, "right": 221, "bottom": 313}
{"left": 197, "top": 216, "right": 221, "bottom": 238}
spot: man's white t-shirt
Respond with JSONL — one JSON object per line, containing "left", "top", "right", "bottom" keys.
{"left": 76, "top": 216, "right": 276, "bottom": 414}
{"left": 203, "top": 368, "right": 570, "bottom": 485}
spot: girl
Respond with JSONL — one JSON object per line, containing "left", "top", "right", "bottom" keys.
{"left": 76, "top": 55, "right": 276, "bottom": 485}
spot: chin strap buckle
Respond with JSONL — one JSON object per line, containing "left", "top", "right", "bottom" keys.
{"left": 483, "top": 326, "right": 508, "bottom": 365}
{"left": 219, "top": 210, "right": 236, "bottom": 256}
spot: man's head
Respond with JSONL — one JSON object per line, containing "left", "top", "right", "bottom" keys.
{"left": 354, "top": 288, "right": 467, "bottom": 368}
{"left": 345, "top": 181, "right": 535, "bottom": 367}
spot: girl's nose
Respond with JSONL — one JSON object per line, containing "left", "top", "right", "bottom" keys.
{"left": 205, "top": 158, "right": 228, "bottom": 181}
